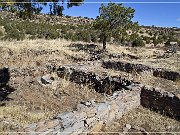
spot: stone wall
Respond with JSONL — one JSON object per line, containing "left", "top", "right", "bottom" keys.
{"left": 23, "top": 89, "right": 141, "bottom": 134}
{"left": 57, "top": 65, "right": 180, "bottom": 120}
{"left": 141, "top": 86, "right": 180, "bottom": 120}
{"left": 22, "top": 65, "right": 142, "bottom": 134}
{"left": 10, "top": 64, "right": 180, "bottom": 133}
{"left": 102, "top": 61, "right": 180, "bottom": 82}
{"left": 57, "top": 65, "right": 135, "bottom": 94}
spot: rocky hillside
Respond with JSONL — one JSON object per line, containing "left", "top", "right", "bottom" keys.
{"left": 0, "top": 11, "right": 180, "bottom": 47}
{"left": 0, "top": 11, "right": 94, "bottom": 25}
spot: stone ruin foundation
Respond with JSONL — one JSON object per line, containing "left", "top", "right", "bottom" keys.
{"left": 1, "top": 62, "right": 180, "bottom": 134}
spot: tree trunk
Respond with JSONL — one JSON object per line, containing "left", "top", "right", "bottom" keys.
{"left": 103, "top": 36, "right": 107, "bottom": 50}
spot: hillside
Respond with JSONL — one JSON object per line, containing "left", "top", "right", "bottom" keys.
{"left": 0, "top": 11, "right": 180, "bottom": 47}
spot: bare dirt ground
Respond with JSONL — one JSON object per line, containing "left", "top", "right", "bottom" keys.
{"left": 0, "top": 39, "right": 180, "bottom": 132}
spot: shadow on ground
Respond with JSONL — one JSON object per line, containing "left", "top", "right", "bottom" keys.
{"left": 0, "top": 68, "right": 15, "bottom": 102}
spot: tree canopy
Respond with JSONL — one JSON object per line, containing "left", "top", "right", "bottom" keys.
{"left": 93, "top": 3, "right": 138, "bottom": 50}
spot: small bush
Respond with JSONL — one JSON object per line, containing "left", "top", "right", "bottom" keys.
{"left": 132, "top": 38, "right": 145, "bottom": 47}
{"left": 45, "top": 30, "right": 60, "bottom": 39}
{"left": 0, "top": 30, "right": 3, "bottom": 37}
{"left": 139, "top": 30, "right": 144, "bottom": 34}
{"left": 4, "top": 28, "right": 25, "bottom": 41}
{"left": 29, "top": 35, "right": 37, "bottom": 40}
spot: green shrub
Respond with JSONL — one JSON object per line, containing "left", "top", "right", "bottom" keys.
{"left": 45, "top": 29, "right": 60, "bottom": 39}
{"left": 0, "top": 30, "right": 3, "bottom": 37}
{"left": 4, "top": 28, "right": 25, "bottom": 41}
{"left": 0, "top": 16, "right": 100, "bottom": 42}
{"left": 139, "top": 30, "right": 144, "bottom": 34}
{"left": 90, "top": 33, "right": 98, "bottom": 42}
{"left": 146, "top": 39, "right": 151, "bottom": 44}
{"left": 29, "top": 35, "right": 37, "bottom": 40}
{"left": 132, "top": 38, "right": 145, "bottom": 47}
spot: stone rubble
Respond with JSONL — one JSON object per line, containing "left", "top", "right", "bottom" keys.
{"left": 23, "top": 89, "right": 141, "bottom": 134}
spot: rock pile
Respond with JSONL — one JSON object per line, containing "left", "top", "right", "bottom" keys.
{"left": 23, "top": 90, "right": 141, "bottom": 134}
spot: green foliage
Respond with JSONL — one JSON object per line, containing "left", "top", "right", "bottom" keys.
{"left": 0, "top": 16, "right": 100, "bottom": 42}
{"left": 4, "top": 28, "right": 25, "bottom": 41}
{"left": 165, "top": 40, "right": 171, "bottom": 47}
{"left": 139, "top": 30, "right": 144, "bottom": 34}
{"left": 67, "top": 0, "right": 84, "bottom": 8}
{"left": 149, "top": 31, "right": 153, "bottom": 36}
{"left": 0, "top": 0, "right": 84, "bottom": 19}
{"left": 94, "top": 3, "right": 137, "bottom": 49}
{"left": 129, "top": 33, "right": 139, "bottom": 41}
{"left": 143, "top": 36, "right": 151, "bottom": 44}
{"left": 0, "top": 30, "right": 3, "bottom": 37}
{"left": 132, "top": 38, "right": 145, "bottom": 47}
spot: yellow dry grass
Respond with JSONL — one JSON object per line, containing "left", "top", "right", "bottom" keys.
{"left": 102, "top": 106, "right": 180, "bottom": 134}
{"left": 0, "top": 105, "right": 52, "bottom": 132}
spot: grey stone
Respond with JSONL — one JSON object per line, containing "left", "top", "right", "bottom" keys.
{"left": 96, "top": 103, "right": 109, "bottom": 120}
{"left": 85, "top": 117, "right": 96, "bottom": 126}
{"left": 81, "top": 101, "right": 92, "bottom": 107}
{"left": 123, "top": 127, "right": 129, "bottom": 133}
{"left": 125, "top": 124, "right": 131, "bottom": 129}
{"left": 25, "top": 123, "right": 37, "bottom": 129}
{"left": 56, "top": 112, "right": 75, "bottom": 128}
{"left": 76, "top": 103, "right": 87, "bottom": 111}
{"left": 74, "top": 111, "right": 87, "bottom": 121}
{"left": 56, "top": 112, "right": 74, "bottom": 120}
{"left": 41, "top": 74, "right": 54, "bottom": 85}
{"left": 59, "top": 121, "right": 84, "bottom": 135}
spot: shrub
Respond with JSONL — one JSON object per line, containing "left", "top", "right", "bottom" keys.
{"left": 45, "top": 30, "right": 60, "bottom": 39}
{"left": 90, "top": 33, "right": 98, "bottom": 43}
{"left": 139, "top": 30, "right": 144, "bottom": 34}
{"left": 0, "top": 30, "right": 3, "bottom": 37}
{"left": 29, "top": 35, "right": 37, "bottom": 40}
{"left": 4, "top": 28, "right": 25, "bottom": 41}
{"left": 132, "top": 38, "right": 145, "bottom": 47}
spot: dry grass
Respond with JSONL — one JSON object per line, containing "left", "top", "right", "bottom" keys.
{"left": 0, "top": 39, "right": 105, "bottom": 131}
{"left": 102, "top": 106, "right": 180, "bottom": 134}
{"left": 0, "top": 105, "right": 52, "bottom": 132}
{"left": 0, "top": 39, "right": 90, "bottom": 68}
{"left": 0, "top": 39, "right": 179, "bottom": 132}
{"left": 0, "top": 78, "right": 104, "bottom": 132}
{"left": 106, "top": 43, "right": 180, "bottom": 72}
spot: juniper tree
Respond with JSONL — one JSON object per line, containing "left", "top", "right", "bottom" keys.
{"left": 94, "top": 3, "right": 137, "bottom": 50}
